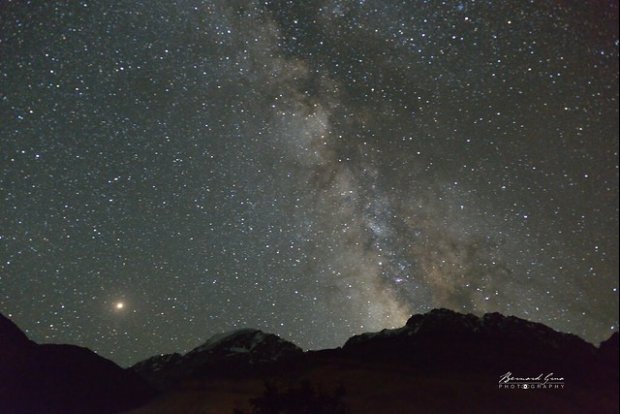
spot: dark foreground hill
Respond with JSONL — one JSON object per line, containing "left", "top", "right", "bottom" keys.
{"left": 126, "top": 309, "right": 619, "bottom": 414}
{"left": 0, "top": 313, "right": 156, "bottom": 414}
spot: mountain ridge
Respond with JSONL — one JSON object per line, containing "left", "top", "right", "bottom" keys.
{"left": 127, "top": 308, "right": 618, "bottom": 414}
{"left": 2, "top": 309, "right": 618, "bottom": 414}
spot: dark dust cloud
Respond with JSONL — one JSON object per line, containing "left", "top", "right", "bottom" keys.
{"left": 0, "top": 0, "right": 618, "bottom": 366}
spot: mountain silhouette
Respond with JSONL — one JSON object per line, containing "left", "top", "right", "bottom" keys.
{"left": 343, "top": 309, "right": 602, "bottom": 376}
{"left": 128, "top": 309, "right": 618, "bottom": 414}
{"left": 131, "top": 328, "right": 302, "bottom": 389}
{"left": 2, "top": 310, "right": 617, "bottom": 414}
{"left": 0, "top": 313, "right": 156, "bottom": 414}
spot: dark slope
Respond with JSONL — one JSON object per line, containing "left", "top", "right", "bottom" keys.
{"left": 0, "top": 313, "right": 156, "bottom": 414}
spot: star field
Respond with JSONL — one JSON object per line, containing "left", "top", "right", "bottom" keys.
{"left": 1, "top": 0, "right": 618, "bottom": 366}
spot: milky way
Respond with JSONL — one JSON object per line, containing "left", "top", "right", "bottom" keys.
{"left": 1, "top": 0, "right": 618, "bottom": 366}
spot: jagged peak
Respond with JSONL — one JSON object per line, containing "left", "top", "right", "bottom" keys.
{"left": 130, "top": 328, "right": 302, "bottom": 389}
{"left": 191, "top": 328, "right": 266, "bottom": 354}
{"left": 405, "top": 308, "right": 481, "bottom": 333}
{"left": 188, "top": 328, "right": 301, "bottom": 356}
{"left": 348, "top": 308, "right": 595, "bottom": 354}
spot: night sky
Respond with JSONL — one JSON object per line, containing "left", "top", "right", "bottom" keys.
{"left": 1, "top": 0, "right": 618, "bottom": 367}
